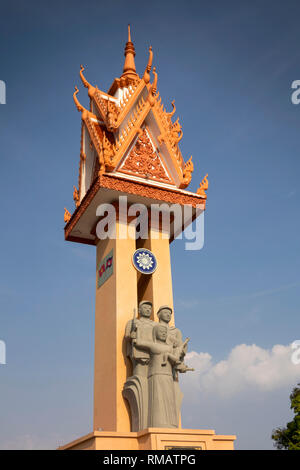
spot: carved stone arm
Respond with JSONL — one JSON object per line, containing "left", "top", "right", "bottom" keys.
{"left": 167, "top": 352, "right": 181, "bottom": 366}
{"left": 175, "top": 362, "right": 194, "bottom": 373}
{"left": 133, "top": 338, "right": 151, "bottom": 353}
{"left": 134, "top": 338, "right": 167, "bottom": 355}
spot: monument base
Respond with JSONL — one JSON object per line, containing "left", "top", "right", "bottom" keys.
{"left": 58, "top": 428, "right": 236, "bottom": 450}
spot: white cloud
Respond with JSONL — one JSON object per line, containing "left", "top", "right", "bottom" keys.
{"left": 183, "top": 343, "right": 300, "bottom": 398}
{"left": 180, "top": 343, "right": 300, "bottom": 449}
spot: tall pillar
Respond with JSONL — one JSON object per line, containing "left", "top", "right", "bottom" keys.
{"left": 94, "top": 219, "right": 137, "bottom": 432}
{"left": 93, "top": 215, "right": 176, "bottom": 431}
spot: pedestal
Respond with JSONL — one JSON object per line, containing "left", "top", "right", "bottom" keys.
{"left": 59, "top": 428, "right": 236, "bottom": 450}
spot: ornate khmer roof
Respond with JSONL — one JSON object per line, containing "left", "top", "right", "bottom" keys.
{"left": 64, "top": 26, "right": 208, "bottom": 235}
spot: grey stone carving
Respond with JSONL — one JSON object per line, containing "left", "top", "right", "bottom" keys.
{"left": 123, "top": 301, "right": 154, "bottom": 431}
{"left": 123, "top": 302, "right": 193, "bottom": 431}
{"left": 157, "top": 306, "right": 188, "bottom": 365}
{"left": 157, "top": 305, "right": 191, "bottom": 419}
{"left": 125, "top": 301, "right": 154, "bottom": 376}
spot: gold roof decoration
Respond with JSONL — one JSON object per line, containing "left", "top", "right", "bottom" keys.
{"left": 73, "top": 186, "right": 80, "bottom": 208}
{"left": 197, "top": 174, "right": 209, "bottom": 198}
{"left": 79, "top": 65, "right": 96, "bottom": 99}
{"left": 180, "top": 156, "right": 194, "bottom": 189}
{"left": 143, "top": 46, "right": 153, "bottom": 84}
{"left": 64, "top": 208, "right": 71, "bottom": 224}
{"left": 67, "top": 27, "right": 208, "bottom": 216}
{"left": 147, "top": 67, "right": 158, "bottom": 107}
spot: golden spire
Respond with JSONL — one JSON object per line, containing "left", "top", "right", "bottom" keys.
{"left": 121, "top": 24, "right": 138, "bottom": 80}
{"left": 128, "top": 23, "right": 131, "bottom": 42}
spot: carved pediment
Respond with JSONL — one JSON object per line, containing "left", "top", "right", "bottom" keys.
{"left": 118, "top": 129, "right": 173, "bottom": 184}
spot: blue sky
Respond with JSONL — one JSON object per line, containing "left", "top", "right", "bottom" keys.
{"left": 0, "top": 0, "right": 300, "bottom": 449}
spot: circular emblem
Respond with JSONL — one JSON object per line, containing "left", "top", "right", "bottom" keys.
{"left": 132, "top": 249, "right": 157, "bottom": 275}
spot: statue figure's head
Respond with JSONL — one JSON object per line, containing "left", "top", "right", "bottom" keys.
{"left": 138, "top": 300, "right": 152, "bottom": 319}
{"left": 157, "top": 306, "right": 172, "bottom": 324}
{"left": 153, "top": 324, "right": 168, "bottom": 343}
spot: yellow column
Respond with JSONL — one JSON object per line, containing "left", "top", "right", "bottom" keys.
{"left": 93, "top": 219, "right": 137, "bottom": 432}
{"left": 93, "top": 215, "right": 175, "bottom": 432}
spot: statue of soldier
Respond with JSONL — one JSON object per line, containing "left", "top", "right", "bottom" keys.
{"left": 125, "top": 300, "right": 154, "bottom": 376}
{"left": 133, "top": 323, "right": 192, "bottom": 428}
{"left": 123, "top": 300, "right": 155, "bottom": 431}
{"left": 157, "top": 306, "right": 188, "bottom": 362}
{"left": 156, "top": 305, "right": 193, "bottom": 420}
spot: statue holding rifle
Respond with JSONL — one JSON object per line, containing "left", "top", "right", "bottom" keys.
{"left": 123, "top": 301, "right": 155, "bottom": 431}
{"left": 123, "top": 301, "right": 193, "bottom": 431}
{"left": 124, "top": 300, "right": 154, "bottom": 376}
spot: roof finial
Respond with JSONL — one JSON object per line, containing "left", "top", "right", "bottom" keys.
{"left": 80, "top": 65, "right": 96, "bottom": 98}
{"left": 73, "top": 86, "right": 83, "bottom": 112}
{"left": 143, "top": 46, "right": 153, "bottom": 84}
{"left": 147, "top": 67, "right": 158, "bottom": 106}
{"left": 64, "top": 208, "right": 71, "bottom": 224}
{"left": 197, "top": 174, "right": 209, "bottom": 198}
{"left": 73, "top": 86, "right": 88, "bottom": 118}
{"left": 152, "top": 67, "right": 158, "bottom": 95}
{"left": 121, "top": 24, "right": 138, "bottom": 80}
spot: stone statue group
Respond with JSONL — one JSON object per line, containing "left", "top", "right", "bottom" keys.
{"left": 123, "top": 301, "right": 194, "bottom": 432}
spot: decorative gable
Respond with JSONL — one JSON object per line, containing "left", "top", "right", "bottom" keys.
{"left": 118, "top": 128, "right": 174, "bottom": 184}
{"left": 65, "top": 26, "right": 208, "bottom": 225}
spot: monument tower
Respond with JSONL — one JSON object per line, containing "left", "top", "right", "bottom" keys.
{"left": 61, "top": 27, "right": 235, "bottom": 450}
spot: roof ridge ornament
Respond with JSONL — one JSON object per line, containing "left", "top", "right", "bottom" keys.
{"left": 147, "top": 67, "right": 158, "bottom": 106}
{"left": 166, "top": 100, "right": 176, "bottom": 119}
{"left": 73, "top": 186, "right": 80, "bottom": 208}
{"left": 179, "top": 156, "right": 194, "bottom": 189}
{"left": 197, "top": 174, "right": 209, "bottom": 198}
{"left": 143, "top": 46, "right": 153, "bottom": 84}
{"left": 64, "top": 208, "right": 71, "bottom": 224}
{"left": 73, "top": 86, "right": 84, "bottom": 113}
{"left": 80, "top": 65, "right": 96, "bottom": 98}
{"left": 73, "top": 86, "right": 91, "bottom": 119}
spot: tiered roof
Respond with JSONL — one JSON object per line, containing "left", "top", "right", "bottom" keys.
{"left": 64, "top": 26, "right": 208, "bottom": 243}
